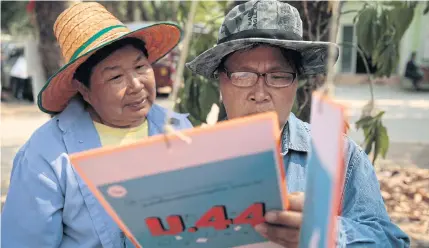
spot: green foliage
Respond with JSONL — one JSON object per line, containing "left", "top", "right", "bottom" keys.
{"left": 1, "top": 1, "right": 34, "bottom": 36}
{"left": 354, "top": 2, "right": 415, "bottom": 77}
{"left": 355, "top": 110, "right": 389, "bottom": 164}
{"left": 425, "top": 1, "right": 429, "bottom": 15}
{"left": 355, "top": 8, "right": 379, "bottom": 56}
{"left": 174, "top": 74, "right": 225, "bottom": 125}
{"left": 352, "top": 1, "right": 424, "bottom": 164}
{"left": 173, "top": 1, "right": 229, "bottom": 126}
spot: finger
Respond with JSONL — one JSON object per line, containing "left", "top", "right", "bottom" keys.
{"left": 255, "top": 223, "right": 300, "bottom": 247}
{"left": 265, "top": 223, "right": 301, "bottom": 243}
{"left": 274, "top": 240, "right": 298, "bottom": 248}
{"left": 288, "top": 192, "right": 305, "bottom": 211}
{"left": 254, "top": 223, "right": 269, "bottom": 238}
{"left": 264, "top": 210, "right": 302, "bottom": 228}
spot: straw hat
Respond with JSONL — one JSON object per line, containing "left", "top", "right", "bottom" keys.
{"left": 37, "top": 2, "right": 182, "bottom": 114}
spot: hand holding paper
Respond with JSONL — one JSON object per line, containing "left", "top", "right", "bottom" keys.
{"left": 70, "top": 112, "right": 289, "bottom": 248}
{"left": 254, "top": 192, "right": 304, "bottom": 248}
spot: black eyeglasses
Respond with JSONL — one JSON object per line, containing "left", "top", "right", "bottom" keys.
{"left": 219, "top": 67, "right": 297, "bottom": 88}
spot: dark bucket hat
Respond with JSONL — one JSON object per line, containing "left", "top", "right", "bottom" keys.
{"left": 186, "top": 0, "right": 339, "bottom": 79}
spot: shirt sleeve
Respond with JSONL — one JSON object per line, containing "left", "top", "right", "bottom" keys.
{"left": 2, "top": 145, "right": 64, "bottom": 247}
{"left": 336, "top": 141, "right": 410, "bottom": 248}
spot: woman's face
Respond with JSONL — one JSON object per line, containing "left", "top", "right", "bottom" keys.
{"left": 219, "top": 46, "right": 298, "bottom": 128}
{"left": 78, "top": 45, "right": 156, "bottom": 128}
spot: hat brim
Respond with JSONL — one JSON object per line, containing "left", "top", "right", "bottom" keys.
{"left": 38, "top": 22, "right": 182, "bottom": 115}
{"left": 186, "top": 38, "right": 340, "bottom": 79}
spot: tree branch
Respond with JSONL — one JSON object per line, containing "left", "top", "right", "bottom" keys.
{"left": 151, "top": 1, "right": 161, "bottom": 20}
{"left": 319, "top": 20, "right": 331, "bottom": 40}
{"left": 302, "top": 1, "right": 313, "bottom": 40}
{"left": 169, "top": 1, "right": 179, "bottom": 22}
{"left": 341, "top": 10, "right": 359, "bottom": 15}
{"left": 178, "top": 1, "right": 188, "bottom": 27}
{"left": 316, "top": 5, "right": 322, "bottom": 41}
{"left": 126, "top": 1, "right": 135, "bottom": 22}
{"left": 138, "top": 2, "right": 150, "bottom": 21}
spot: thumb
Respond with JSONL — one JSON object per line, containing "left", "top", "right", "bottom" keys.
{"left": 288, "top": 191, "right": 305, "bottom": 211}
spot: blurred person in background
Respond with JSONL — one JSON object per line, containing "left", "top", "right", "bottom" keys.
{"left": 405, "top": 52, "right": 424, "bottom": 91}
{"left": 9, "top": 48, "right": 30, "bottom": 100}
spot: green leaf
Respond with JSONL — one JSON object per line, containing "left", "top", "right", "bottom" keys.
{"left": 376, "top": 42, "right": 399, "bottom": 77}
{"left": 389, "top": 6, "right": 414, "bottom": 41}
{"left": 372, "top": 124, "right": 380, "bottom": 163}
{"left": 353, "top": 8, "right": 365, "bottom": 24}
{"left": 372, "top": 33, "right": 391, "bottom": 65}
{"left": 380, "top": 1, "right": 405, "bottom": 7}
{"left": 198, "top": 78, "right": 221, "bottom": 121}
{"left": 370, "top": 5, "right": 412, "bottom": 77}
{"left": 364, "top": 138, "right": 374, "bottom": 155}
{"left": 362, "top": 126, "right": 371, "bottom": 138}
{"left": 355, "top": 116, "right": 374, "bottom": 129}
{"left": 424, "top": 1, "right": 429, "bottom": 15}
{"left": 372, "top": 122, "right": 389, "bottom": 164}
{"left": 407, "top": 1, "right": 418, "bottom": 9}
{"left": 377, "top": 8, "right": 390, "bottom": 37}
{"left": 357, "top": 5, "right": 414, "bottom": 78}
{"left": 376, "top": 125, "right": 389, "bottom": 158}
{"left": 373, "top": 110, "right": 386, "bottom": 120}
{"left": 355, "top": 7, "right": 379, "bottom": 56}
{"left": 364, "top": 128, "right": 375, "bottom": 146}
{"left": 361, "top": 121, "right": 376, "bottom": 154}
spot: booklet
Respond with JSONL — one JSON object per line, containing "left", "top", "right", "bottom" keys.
{"left": 299, "top": 92, "right": 347, "bottom": 248}
{"left": 70, "top": 112, "right": 287, "bottom": 248}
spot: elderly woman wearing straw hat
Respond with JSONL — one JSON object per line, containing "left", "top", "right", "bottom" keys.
{"left": 2, "top": 2, "right": 191, "bottom": 247}
{"left": 187, "top": 1, "right": 410, "bottom": 247}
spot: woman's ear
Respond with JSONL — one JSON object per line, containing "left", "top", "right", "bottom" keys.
{"left": 73, "top": 79, "right": 91, "bottom": 104}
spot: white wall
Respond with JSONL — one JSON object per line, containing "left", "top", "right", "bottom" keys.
{"left": 419, "top": 9, "right": 429, "bottom": 64}
{"left": 25, "top": 41, "right": 46, "bottom": 104}
{"left": 398, "top": 3, "right": 429, "bottom": 74}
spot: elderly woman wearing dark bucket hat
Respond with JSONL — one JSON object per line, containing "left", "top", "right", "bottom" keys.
{"left": 187, "top": 0, "right": 409, "bottom": 247}
{"left": 2, "top": 2, "right": 191, "bottom": 247}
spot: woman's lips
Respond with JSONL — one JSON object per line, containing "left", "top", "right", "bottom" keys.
{"left": 126, "top": 98, "right": 147, "bottom": 110}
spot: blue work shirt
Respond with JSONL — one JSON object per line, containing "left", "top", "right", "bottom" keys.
{"left": 2, "top": 98, "right": 409, "bottom": 247}
{"left": 281, "top": 114, "right": 409, "bottom": 247}
{"left": 1, "top": 98, "right": 193, "bottom": 248}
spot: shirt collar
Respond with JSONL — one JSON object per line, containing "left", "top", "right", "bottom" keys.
{"left": 56, "top": 97, "right": 185, "bottom": 133}
{"left": 280, "top": 112, "right": 310, "bottom": 155}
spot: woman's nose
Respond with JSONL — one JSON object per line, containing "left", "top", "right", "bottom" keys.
{"left": 126, "top": 72, "right": 144, "bottom": 93}
{"left": 249, "top": 75, "right": 270, "bottom": 103}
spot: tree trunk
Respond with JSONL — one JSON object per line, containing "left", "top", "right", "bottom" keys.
{"left": 126, "top": 1, "right": 136, "bottom": 22}
{"left": 138, "top": 2, "right": 150, "bottom": 21}
{"left": 168, "top": 1, "right": 179, "bottom": 22}
{"left": 150, "top": 1, "right": 161, "bottom": 20}
{"left": 34, "top": 1, "right": 69, "bottom": 81}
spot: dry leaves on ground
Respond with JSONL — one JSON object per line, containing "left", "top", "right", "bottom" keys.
{"left": 376, "top": 166, "right": 429, "bottom": 246}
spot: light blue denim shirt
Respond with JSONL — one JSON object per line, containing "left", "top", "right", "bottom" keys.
{"left": 2, "top": 98, "right": 410, "bottom": 247}
{"left": 1, "top": 98, "right": 193, "bottom": 248}
{"left": 282, "top": 113, "right": 410, "bottom": 247}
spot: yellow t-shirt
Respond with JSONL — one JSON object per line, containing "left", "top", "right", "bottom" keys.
{"left": 93, "top": 121, "right": 149, "bottom": 147}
